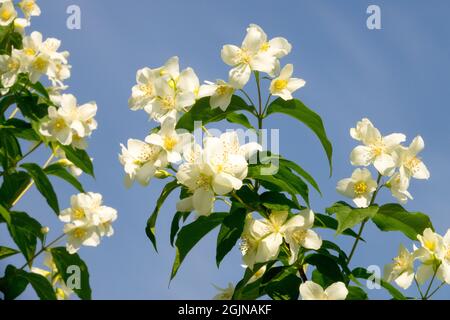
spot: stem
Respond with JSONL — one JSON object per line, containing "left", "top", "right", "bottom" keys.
{"left": 11, "top": 150, "right": 56, "bottom": 207}
{"left": 254, "top": 72, "right": 264, "bottom": 191}
{"left": 347, "top": 173, "right": 383, "bottom": 264}
{"left": 262, "top": 94, "right": 272, "bottom": 117}
{"left": 414, "top": 276, "right": 425, "bottom": 299}
{"left": 239, "top": 89, "right": 256, "bottom": 110}
{"left": 8, "top": 107, "right": 19, "bottom": 119}
{"left": 19, "top": 141, "right": 43, "bottom": 163}
{"left": 299, "top": 266, "right": 308, "bottom": 283}
{"left": 19, "top": 233, "right": 65, "bottom": 270}
{"left": 426, "top": 281, "right": 445, "bottom": 299}
{"left": 423, "top": 268, "right": 438, "bottom": 299}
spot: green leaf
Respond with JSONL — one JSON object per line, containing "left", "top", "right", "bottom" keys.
{"left": 7, "top": 211, "right": 43, "bottom": 263}
{"left": 371, "top": 203, "right": 434, "bottom": 240}
{"left": 346, "top": 286, "right": 368, "bottom": 300}
{"left": 279, "top": 158, "right": 321, "bottom": 196}
{"left": 21, "top": 163, "right": 60, "bottom": 214}
{"left": 0, "top": 118, "right": 40, "bottom": 141}
{"left": 311, "top": 269, "right": 336, "bottom": 288}
{"left": 20, "top": 270, "right": 57, "bottom": 300}
{"left": 44, "top": 163, "right": 85, "bottom": 193}
{"left": 0, "top": 171, "right": 31, "bottom": 208}
{"left": 176, "top": 96, "right": 254, "bottom": 131}
{"left": 352, "top": 267, "right": 406, "bottom": 300}
{"left": 14, "top": 90, "right": 45, "bottom": 120}
{"left": 30, "top": 81, "right": 50, "bottom": 99}
{"left": 0, "top": 265, "right": 29, "bottom": 300}
{"left": 60, "top": 145, "right": 94, "bottom": 177}
{"left": 145, "top": 180, "right": 180, "bottom": 251}
{"left": 304, "top": 253, "right": 344, "bottom": 282}
{"left": 0, "top": 95, "right": 16, "bottom": 115}
{"left": 266, "top": 98, "right": 333, "bottom": 174}
{"left": 260, "top": 191, "right": 300, "bottom": 211}
{"left": 0, "top": 203, "right": 11, "bottom": 224}
{"left": 0, "top": 129, "right": 22, "bottom": 168}
{"left": 50, "top": 247, "right": 92, "bottom": 300}
{"left": 314, "top": 213, "right": 362, "bottom": 240}
{"left": 170, "top": 211, "right": 190, "bottom": 247}
{"left": 328, "top": 202, "right": 378, "bottom": 235}
{"left": 0, "top": 246, "right": 19, "bottom": 260}
{"left": 216, "top": 203, "right": 247, "bottom": 267}
{"left": 171, "top": 212, "right": 227, "bottom": 279}
{"left": 225, "top": 112, "right": 254, "bottom": 129}
{"left": 262, "top": 266, "right": 301, "bottom": 300}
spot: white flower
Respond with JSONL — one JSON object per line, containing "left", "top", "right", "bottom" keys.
{"left": 197, "top": 79, "right": 236, "bottom": 111}
{"left": 387, "top": 173, "right": 413, "bottom": 204}
{"left": 221, "top": 24, "right": 290, "bottom": 88}
{"left": 145, "top": 116, "right": 193, "bottom": 163}
{"left": 144, "top": 74, "right": 195, "bottom": 122}
{"left": 119, "top": 138, "right": 167, "bottom": 187}
{"left": 0, "top": 1, "right": 17, "bottom": 26}
{"left": 415, "top": 228, "right": 446, "bottom": 285}
{"left": 60, "top": 192, "right": 118, "bottom": 254}
{"left": 384, "top": 244, "right": 415, "bottom": 289}
{"left": 176, "top": 132, "right": 261, "bottom": 216}
{"left": 247, "top": 265, "right": 267, "bottom": 284}
{"left": 284, "top": 209, "right": 322, "bottom": 264}
{"left": 31, "top": 252, "right": 73, "bottom": 300}
{"left": 242, "top": 209, "right": 321, "bottom": 267}
{"left": 394, "top": 136, "right": 430, "bottom": 181}
{"left": 18, "top": 0, "right": 41, "bottom": 19}
{"left": 13, "top": 18, "right": 30, "bottom": 34}
{"left": 269, "top": 64, "right": 305, "bottom": 100}
{"left": 39, "top": 94, "right": 97, "bottom": 148}
{"left": 299, "top": 281, "right": 348, "bottom": 300}
{"left": 128, "top": 67, "right": 159, "bottom": 111}
{"left": 336, "top": 168, "right": 377, "bottom": 208}
{"left": 350, "top": 119, "right": 405, "bottom": 176}
{"left": 212, "top": 283, "right": 234, "bottom": 300}
{"left": 0, "top": 50, "right": 22, "bottom": 89}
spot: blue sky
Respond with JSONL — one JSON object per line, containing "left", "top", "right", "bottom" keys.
{"left": 2, "top": 0, "right": 450, "bottom": 299}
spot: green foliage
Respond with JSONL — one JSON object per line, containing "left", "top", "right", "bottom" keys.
{"left": 51, "top": 247, "right": 92, "bottom": 300}
{"left": 59, "top": 145, "right": 95, "bottom": 177}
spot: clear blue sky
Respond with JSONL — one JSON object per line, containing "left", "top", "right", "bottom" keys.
{"left": 2, "top": 0, "right": 450, "bottom": 299}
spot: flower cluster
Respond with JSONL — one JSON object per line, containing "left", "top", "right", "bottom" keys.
{"left": 59, "top": 192, "right": 117, "bottom": 254}
{"left": 39, "top": 93, "right": 97, "bottom": 149}
{"left": 240, "top": 209, "right": 322, "bottom": 269}
{"left": 337, "top": 118, "right": 430, "bottom": 207}
{"left": 31, "top": 252, "right": 72, "bottom": 300}
{"left": 384, "top": 228, "right": 450, "bottom": 290}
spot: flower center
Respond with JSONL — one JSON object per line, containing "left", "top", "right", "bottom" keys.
{"left": 291, "top": 229, "right": 307, "bottom": 244}
{"left": 7, "top": 59, "right": 19, "bottom": 72}
{"left": 32, "top": 56, "right": 49, "bottom": 72}
{"left": 260, "top": 42, "right": 270, "bottom": 52}
{"left": 196, "top": 173, "right": 212, "bottom": 189}
{"left": 73, "top": 228, "right": 86, "bottom": 239}
{"left": 405, "top": 157, "right": 422, "bottom": 173}
{"left": 239, "top": 49, "right": 252, "bottom": 64}
{"left": 135, "top": 144, "right": 159, "bottom": 164}
{"left": 216, "top": 85, "right": 233, "bottom": 96}
{"left": 72, "top": 208, "right": 85, "bottom": 220}
{"left": 24, "top": 48, "right": 36, "bottom": 56}
{"left": 273, "top": 79, "right": 288, "bottom": 91}
{"left": 371, "top": 145, "right": 384, "bottom": 157}
{"left": 393, "top": 256, "right": 408, "bottom": 270}
{"left": 139, "top": 83, "right": 153, "bottom": 97}
{"left": 160, "top": 96, "right": 175, "bottom": 110}
{"left": 353, "top": 181, "right": 368, "bottom": 195}
{"left": 0, "top": 9, "right": 13, "bottom": 21}
{"left": 163, "top": 136, "right": 177, "bottom": 151}
{"left": 424, "top": 239, "right": 436, "bottom": 252}
{"left": 54, "top": 118, "right": 66, "bottom": 130}
{"left": 21, "top": 0, "right": 36, "bottom": 12}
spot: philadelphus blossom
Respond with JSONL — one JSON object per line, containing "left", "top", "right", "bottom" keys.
{"left": 129, "top": 56, "right": 205, "bottom": 122}
{"left": 384, "top": 244, "right": 416, "bottom": 289}
{"left": 386, "top": 173, "right": 412, "bottom": 204}
{"left": 336, "top": 168, "right": 377, "bottom": 208}
{"left": 299, "top": 281, "right": 348, "bottom": 300}
{"left": 119, "top": 138, "right": 168, "bottom": 187}
{"left": 199, "top": 79, "right": 236, "bottom": 111}
{"left": 394, "top": 136, "right": 430, "bottom": 181}
{"left": 39, "top": 94, "right": 98, "bottom": 149}
{"left": 0, "top": 1, "right": 17, "bottom": 26}
{"left": 350, "top": 118, "right": 406, "bottom": 176}
{"left": 31, "top": 252, "right": 72, "bottom": 300}
{"left": 240, "top": 210, "right": 321, "bottom": 268}
{"left": 212, "top": 283, "right": 235, "bottom": 300}
{"left": 145, "top": 117, "right": 193, "bottom": 163}
{"left": 18, "top": 0, "right": 41, "bottom": 19}
{"left": 221, "top": 24, "right": 291, "bottom": 88}
{"left": 269, "top": 64, "right": 305, "bottom": 101}
{"left": 59, "top": 192, "right": 117, "bottom": 254}
{"left": 176, "top": 132, "right": 261, "bottom": 216}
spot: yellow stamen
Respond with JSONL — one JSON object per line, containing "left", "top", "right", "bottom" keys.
{"left": 72, "top": 208, "right": 85, "bottom": 220}
{"left": 273, "top": 79, "right": 288, "bottom": 91}
{"left": 73, "top": 228, "right": 86, "bottom": 239}
{"left": 260, "top": 42, "right": 270, "bottom": 52}
{"left": 163, "top": 136, "right": 177, "bottom": 151}
{"left": 354, "top": 181, "right": 368, "bottom": 195}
